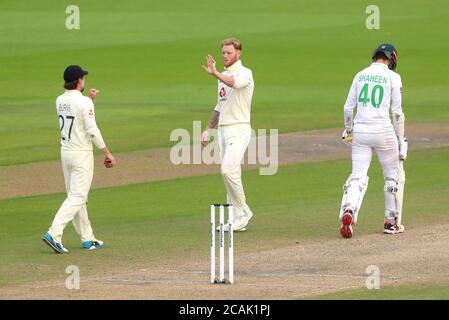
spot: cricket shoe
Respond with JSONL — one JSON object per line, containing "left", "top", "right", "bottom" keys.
{"left": 82, "top": 240, "right": 104, "bottom": 250}
{"left": 383, "top": 222, "right": 405, "bottom": 234}
{"left": 216, "top": 215, "right": 248, "bottom": 232}
{"left": 243, "top": 209, "right": 254, "bottom": 226}
{"left": 340, "top": 209, "right": 354, "bottom": 238}
{"left": 42, "top": 232, "right": 69, "bottom": 254}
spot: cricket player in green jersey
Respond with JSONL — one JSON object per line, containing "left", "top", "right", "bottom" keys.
{"left": 339, "top": 44, "right": 408, "bottom": 238}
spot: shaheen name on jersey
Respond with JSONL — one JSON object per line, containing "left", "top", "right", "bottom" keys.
{"left": 343, "top": 62, "right": 404, "bottom": 134}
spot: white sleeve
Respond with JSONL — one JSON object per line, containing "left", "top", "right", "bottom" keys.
{"left": 343, "top": 74, "right": 358, "bottom": 130}
{"left": 391, "top": 73, "right": 403, "bottom": 116}
{"left": 82, "top": 98, "right": 106, "bottom": 149}
{"left": 391, "top": 73, "right": 405, "bottom": 138}
{"left": 232, "top": 70, "right": 251, "bottom": 89}
{"left": 214, "top": 80, "right": 222, "bottom": 112}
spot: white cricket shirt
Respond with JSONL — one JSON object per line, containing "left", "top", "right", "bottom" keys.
{"left": 56, "top": 90, "right": 106, "bottom": 151}
{"left": 343, "top": 62, "right": 404, "bottom": 133}
{"left": 214, "top": 60, "right": 254, "bottom": 126}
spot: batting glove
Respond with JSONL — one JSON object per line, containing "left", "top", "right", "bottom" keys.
{"left": 342, "top": 129, "right": 352, "bottom": 146}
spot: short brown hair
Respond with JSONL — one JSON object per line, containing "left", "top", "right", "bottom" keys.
{"left": 221, "top": 38, "right": 242, "bottom": 50}
{"left": 63, "top": 79, "right": 79, "bottom": 90}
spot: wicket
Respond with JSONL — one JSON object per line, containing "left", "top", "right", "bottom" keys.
{"left": 210, "top": 204, "right": 234, "bottom": 284}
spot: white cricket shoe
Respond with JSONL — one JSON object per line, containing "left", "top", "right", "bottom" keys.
{"left": 244, "top": 209, "right": 253, "bottom": 224}
{"left": 216, "top": 214, "right": 248, "bottom": 232}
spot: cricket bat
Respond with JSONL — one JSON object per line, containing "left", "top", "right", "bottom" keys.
{"left": 397, "top": 160, "right": 406, "bottom": 226}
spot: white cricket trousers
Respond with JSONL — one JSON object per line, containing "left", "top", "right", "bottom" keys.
{"left": 218, "top": 123, "right": 253, "bottom": 218}
{"left": 351, "top": 131, "right": 399, "bottom": 215}
{"left": 48, "top": 150, "right": 96, "bottom": 243}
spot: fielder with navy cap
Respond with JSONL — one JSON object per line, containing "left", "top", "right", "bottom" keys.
{"left": 42, "top": 65, "right": 117, "bottom": 253}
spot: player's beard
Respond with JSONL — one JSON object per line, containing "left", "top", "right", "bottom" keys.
{"left": 80, "top": 86, "right": 84, "bottom": 93}
{"left": 224, "top": 55, "right": 239, "bottom": 68}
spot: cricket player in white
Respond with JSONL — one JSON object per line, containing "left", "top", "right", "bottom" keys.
{"left": 42, "top": 65, "right": 116, "bottom": 253}
{"left": 201, "top": 38, "right": 254, "bottom": 231}
{"left": 339, "top": 44, "right": 408, "bottom": 238}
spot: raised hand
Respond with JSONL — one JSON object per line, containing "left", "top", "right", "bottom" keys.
{"left": 202, "top": 54, "right": 217, "bottom": 75}
{"left": 89, "top": 88, "right": 100, "bottom": 100}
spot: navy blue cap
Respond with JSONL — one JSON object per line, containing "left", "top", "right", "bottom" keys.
{"left": 63, "top": 65, "right": 88, "bottom": 82}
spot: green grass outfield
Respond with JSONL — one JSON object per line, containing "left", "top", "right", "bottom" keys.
{"left": 1, "top": 147, "right": 448, "bottom": 295}
{"left": 1, "top": 0, "right": 449, "bottom": 165}
{"left": 1, "top": 0, "right": 449, "bottom": 300}
{"left": 312, "top": 283, "right": 449, "bottom": 300}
